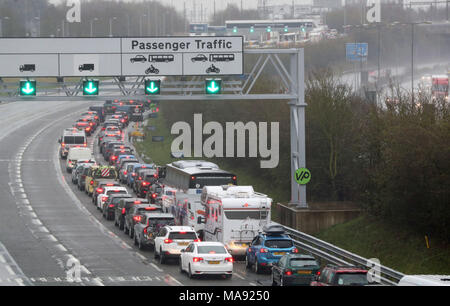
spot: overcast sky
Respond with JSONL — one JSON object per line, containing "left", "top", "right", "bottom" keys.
{"left": 48, "top": 0, "right": 438, "bottom": 22}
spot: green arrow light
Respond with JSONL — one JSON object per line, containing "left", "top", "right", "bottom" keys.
{"left": 206, "top": 79, "right": 222, "bottom": 94}
{"left": 83, "top": 80, "right": 99, "bottom": 96}
{"left": 145, "top": 79, "right": 161, "bottom": 95}
{"left": 19, "top": 80, "right": 36, "bottom": 96}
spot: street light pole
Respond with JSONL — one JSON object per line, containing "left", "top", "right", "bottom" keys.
{"left": 90, "top": 18, "right": 98, "bottom": 37}
{"left": 411, "top": 23, "right": 415, "bottom": 104}
{"left": 109, "top": 17, "right": 117, "bottom": 37}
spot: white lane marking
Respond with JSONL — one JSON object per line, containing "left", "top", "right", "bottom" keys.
{"left": 136, "top": 253, "right": 147, "bottom": 261}
{"left": 38, "top": 226, "right": 49, "bottom": 233}
{"left": 249, "top": 282, "right": 257, "bottom": 286}
{"left": 165, "top": 274, "right": 184, "bottom": 286}
{"left": 15, "top": 278, "right": 25, "bottom": 286}
{"left": 150, "top": 263, "right": 164, "bottom": 272}
{"left": 5, "top": 265, "right": 15, "bottom": 276}
{"left": 31, "top": 219, "right": 43, "bottom": 226}
{"left": 47, "top": 235, "right": 58, "bottom": 242}
{"left": 0, "top": 255, "right": 6, "bottom": 264}
{"left": 233, "top": 272, "right": 245, "bottom": 280}
{"left": 55, "top": 244, "right": 68, "bottom": 252}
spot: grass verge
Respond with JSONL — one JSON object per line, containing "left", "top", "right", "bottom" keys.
{"left": 314, "top": 215, "right": 450, "bottom": 274}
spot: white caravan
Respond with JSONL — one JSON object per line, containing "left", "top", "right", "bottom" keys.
{"left": 201, "top": 185, "right": 272, "bottom": 256}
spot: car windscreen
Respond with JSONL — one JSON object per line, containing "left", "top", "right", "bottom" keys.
{"left": 336, "top": 273, "right": 368, "bottom": 286}
{"left": 289, "top": 258, "right": 319, "bottom": 268}
{"left": 224, "top": 211, "right": 268, "bottom": 220}
{"left": 63, "top": 136, "right": 85, "bottom": 144}
{"left": 189, "top": 175, "right": 235, "bottom": 189}
{"left": 264, "top": 239, "right": 293, "bottom": 248}
{"left": 197, "top": 245, "right": 227, "bottom": 254}
{"left": 168, "top": 232, "right": 197, "bottom": 240}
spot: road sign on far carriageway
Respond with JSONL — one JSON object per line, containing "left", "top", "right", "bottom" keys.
{"left": 0, "top": 36, "right": 243, "bottom": 77}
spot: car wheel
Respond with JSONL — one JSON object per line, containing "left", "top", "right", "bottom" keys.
{"left": 272, "top": 274, "right": 278, "bottom": 286}
{"left": 245, "top": 255, "right": 252, "bottom": 269}
{"left": 254, "top": 258, "right": 260, "bottom": 274}
{"left": 119, "top": 221, "right": 124, "bottom": 231}
{"left": 159, "top": 249, "right": 166, "bottom": 264}
{"left": 188, "top": 264, "right": 194, "bottom": 279}
{"left": 129, "top": 228, "right": 134, "bottom": 239}
{"left": 138, "top": 237, "right": 145, "bottom": 250}
{"left": 179, "top": 260, "right": 184, "bottom": 273}
{"left": 154, "top": 248, "right": 159, "bottom": 259}
{"left": 124, "top": 224, "right": 129, "bottom": 235}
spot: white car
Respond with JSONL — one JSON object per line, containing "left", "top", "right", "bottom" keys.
{"left": 179, "top": 242, "right": 233, "bottom": 279}
{"left": 66, "top": 147, "right": 93, "bottom": 173}
{"left": 154, "top": 226, "right": 199, "bottom": 264}
{"left": 97, "top": 186, "right": 129, "bottom": 211}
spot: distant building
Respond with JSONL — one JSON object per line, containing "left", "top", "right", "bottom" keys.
{"left": 226, "top": 19, "right": 319, "bottom": 42}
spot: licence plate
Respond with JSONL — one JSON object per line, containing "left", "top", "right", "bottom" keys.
{"left": 297, "top": 270, "right": 311, "bottom": 274}
{"left": 178, "top": 242, "right": 189, "bottom": 246}
{"left": 208, "top": 261, "right": 220, "bottom": 264}
{"left": 273, "top": 252, "right": 285, "bottom": 256}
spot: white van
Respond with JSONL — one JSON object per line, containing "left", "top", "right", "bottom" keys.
{"left": 59, "top": 128, "right": 87, "bottom": 159}
{"left": 66, "top": 147, "right": 94, "bottom": 173}
{"left": 201, "top": 185, "right": 272, "bottom": 256}
{"left": 398, "top": 275, "right": 450, "bottom": 286}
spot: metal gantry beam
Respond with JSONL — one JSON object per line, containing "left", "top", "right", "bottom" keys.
{"left": 0, "top": 49, "right": 308, "bottom": 208}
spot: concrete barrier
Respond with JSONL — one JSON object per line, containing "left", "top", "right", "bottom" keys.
{"left": 277, "top": 202, "right": 362, "bottom": 235}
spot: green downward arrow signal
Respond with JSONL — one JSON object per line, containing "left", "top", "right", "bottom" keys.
{"left": 21, "top": 82, "right": 35, "bottom": 95}
{"left": 85, "top": 82, "right": 98, "bottom": 94}
{"left": 207, "top": 81, "right": 219, "bottom": 93}
{"left": 147, "top": 82, "right": 159, "bottom": 93}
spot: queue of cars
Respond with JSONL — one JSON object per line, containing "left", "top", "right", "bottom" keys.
{"left": 58, "top": 100, "right": 373, "bottom": 285}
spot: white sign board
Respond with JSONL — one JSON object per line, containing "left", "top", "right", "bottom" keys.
{"left": 0, "top": 37, "right": 243, "bottom": 77}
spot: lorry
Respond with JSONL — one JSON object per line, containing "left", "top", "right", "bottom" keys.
{"left": 431, "top": 75, "right": 449, "bottom": 101}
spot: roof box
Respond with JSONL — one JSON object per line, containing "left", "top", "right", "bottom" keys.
{"left": 263, "top": 223, "right": 286, "bottom": 235}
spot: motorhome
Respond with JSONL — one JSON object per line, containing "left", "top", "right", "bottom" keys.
{"left": 201, "top": 185, "right": 272, "bottom": 256}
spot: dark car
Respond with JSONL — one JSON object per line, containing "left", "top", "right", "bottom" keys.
{"left": 77, "top": 165, "right": 93, "bottom": 191}
{"left": 134, "top": 169, "right": 158, "bottom": 195}
{"left": 119, "top": 162, "right": 139, "bottom": 184}
{"left": 310, "top": 265, "right": 370, "bottom": 286}
{"left": 148, "top": 183, "right": 163, "bottom": 204}
{"left": 130, "top": 55, "right": 147, "bottom": 63}
{"left": 102, "top": 194, "right": 133, "bottom": 221}
{"left": 133, "top": 213, "right": 175, "bottom": 250}
{"left": 272, "top": 254, "right": 320, "bottom": 286}
{"left": 124, "top": 204, "right": 163, "bottom": 238}
{"left": 114, "top": 198, "right": 149, "bottom": 231}
{"left": 103, "top": 141, "right": 125, "bottom": 159}
{"left": 88, "top": 106, "right": 105, "bottom": 122}
{"left": 191, "top": 54, "right": 208, "bottom": 62}
{"left": 104, "top": 100, "right": 116, "bottom": 115}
